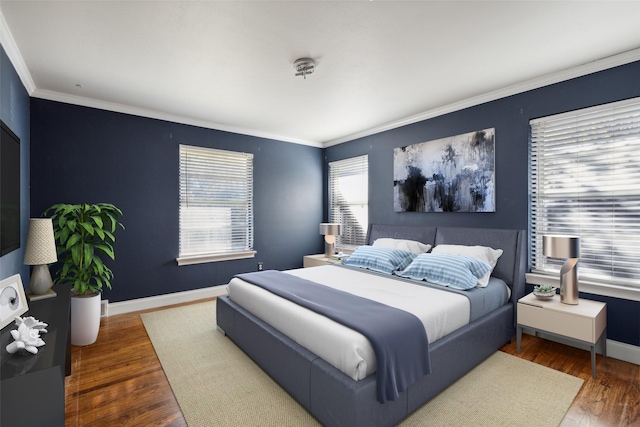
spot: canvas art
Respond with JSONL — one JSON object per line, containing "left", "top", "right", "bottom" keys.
{"left": 394, "top": 128, "right": 495, "bottom": 212}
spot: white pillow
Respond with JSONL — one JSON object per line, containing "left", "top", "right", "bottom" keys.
{"left": 430, "top": 244, "right": 503, "bottom": 287}
{"left": 373, "top": 238, "right": 432, "bottom": 254}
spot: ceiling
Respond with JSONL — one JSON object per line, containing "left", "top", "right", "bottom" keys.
{"left": 1, "top": 1, "right": 640, "bottom": 147}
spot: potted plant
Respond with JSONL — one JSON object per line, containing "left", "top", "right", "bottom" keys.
{"left": 533, "top": 284, "right": 556, "bottom": 300}
{"left": 44, "top": 203, "right": 124, "bottom": 345}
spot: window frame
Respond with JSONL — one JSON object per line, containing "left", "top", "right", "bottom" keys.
{"left": 528, "top": 96, "right": 640, "bottom": 300}
{"left": 328, "top": 155, "right": 369, "bottom": 252}
{"left": 177, "top": 144, "right": 255, "bottom": 266}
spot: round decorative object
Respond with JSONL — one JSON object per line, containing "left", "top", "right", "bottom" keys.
{"left": 533, "top": 286, "right": 557, "bottom": 300}
{"left": 0, "top": 286, "right": 19, "bottom": 310}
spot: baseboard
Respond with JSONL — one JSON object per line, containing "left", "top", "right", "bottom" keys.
{"left": 607, "top": 339, "right": 640, "bottom": 366}
{"left": 522, "top": 329, "right": 640, "bottom": 366}
{"left": 106, "top": 285, "right": 229, "bottom": 316}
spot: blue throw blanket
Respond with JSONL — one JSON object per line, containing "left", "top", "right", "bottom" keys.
{"left": 235, "top": 270, "right": 431, "bottom": 403}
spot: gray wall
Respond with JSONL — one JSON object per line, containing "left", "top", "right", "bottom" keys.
{"left": 30, "top": 100, "right": 324, "bottom": 303}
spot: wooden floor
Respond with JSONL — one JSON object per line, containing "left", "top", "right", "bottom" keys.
{"left": 65, "top": 300, "right": 640, "bottom": 426}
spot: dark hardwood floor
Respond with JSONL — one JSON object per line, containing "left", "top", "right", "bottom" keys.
{"left": 65, "top": 300, "right": 639, "bottom": 426}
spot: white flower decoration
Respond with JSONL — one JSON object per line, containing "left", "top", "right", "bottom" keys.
{"left": 6, "top": 316, "right": 48, "bottom": 355}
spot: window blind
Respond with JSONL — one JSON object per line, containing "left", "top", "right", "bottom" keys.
{"left": 329, "top": 155, "right": 368, "bottom": 249}
{"left": 530, "top": 96, "right": 640, "bottom": 289}
{"left": 179, "top": 145, "right": 253, "bottom": 259}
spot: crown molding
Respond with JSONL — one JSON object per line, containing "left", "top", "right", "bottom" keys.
{"left": 323, "top": 47, "right": 640, "bottom": 147}
{"left": 0, "top": 9, "right": 35, "bottom": 94}
{"left": 31, "top": 88, "right": 323, "bottom": 148}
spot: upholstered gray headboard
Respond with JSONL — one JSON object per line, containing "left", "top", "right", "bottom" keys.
{"left": 365, "top": 224, "right": 527, "bottom": 303}
{"left": 366, "top": 224, "right": 437, "bottom": 246}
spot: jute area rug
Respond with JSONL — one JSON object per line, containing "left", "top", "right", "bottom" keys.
{"left": 141, "top": 300, "right": 583, "bottom": 427}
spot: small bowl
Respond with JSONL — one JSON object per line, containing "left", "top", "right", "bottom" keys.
{"left": 533, "top": 287, "right": 556, "bottom": 300}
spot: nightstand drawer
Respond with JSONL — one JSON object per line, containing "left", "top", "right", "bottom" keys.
{"left": 518, "top": 303, "right": 599, "bottom": 343}
{"left": 303, "top": 254, "right": 332, "bottom": 267}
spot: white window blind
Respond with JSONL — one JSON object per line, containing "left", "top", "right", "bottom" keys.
{"left": 530, "top": 96, "right": 640, "bottom": 289}
{"left": 329, "top": 155, "right": 368, "bottom": 249}
{"left": 179, "top": 145, "right": 254, "bottom": 263}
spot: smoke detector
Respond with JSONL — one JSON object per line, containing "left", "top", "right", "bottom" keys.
{"left": 294, "top": 58, "right": 316, "bottom": 79}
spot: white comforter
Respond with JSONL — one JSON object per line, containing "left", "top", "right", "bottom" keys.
{"left": 227, "top": 265, "right": 471, "bottom": 381}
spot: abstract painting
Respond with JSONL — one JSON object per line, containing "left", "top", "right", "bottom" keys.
{"left": 393, "top": 128, "right": 495, "bottom": 212}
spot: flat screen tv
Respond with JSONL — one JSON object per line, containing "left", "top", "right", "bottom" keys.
{"left": 0, "top": 119, "right": 20, "bottom": 256}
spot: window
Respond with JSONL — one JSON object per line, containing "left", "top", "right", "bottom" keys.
{"left": 329, "top": 155, "right": 368, "bottom": 250}
{"left": 178, "top": 145, "right": 255, "bottom": 265}
{"left": 529, "top": 97, "right": 640, "bottom": 289}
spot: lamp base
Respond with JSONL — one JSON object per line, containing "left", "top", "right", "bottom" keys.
{"left": 324, "top": 242, "right": 335, "bottom": 257}
{"left": 27, "top": 289, "right": 57, "bottom": 301}
{"left": 28, "top": 264, "right": 55, "bottom": 299}
{"left": 560, "top": 258, "right": 579, "bottom": 305}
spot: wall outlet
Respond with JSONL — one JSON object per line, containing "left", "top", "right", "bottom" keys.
{"left": 258, "top": 262, "right": 264, "bottom": 271}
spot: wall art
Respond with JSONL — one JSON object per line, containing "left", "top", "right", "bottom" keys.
{"left": 394, "top": 128, "right": 495, "bottom": 212}
{"left": 0, "top": 274, "right": 28, "bottom": 330}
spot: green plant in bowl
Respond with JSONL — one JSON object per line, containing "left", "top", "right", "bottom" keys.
{"left": 533, "top": 285, "right": 556, "bottom": 299}
{"left": 534, "top": 284, "right": 555, "bottom": 294}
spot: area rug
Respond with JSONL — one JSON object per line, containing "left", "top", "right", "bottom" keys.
{"left": 141, "top": 300, "right": 583, "bottom": 427}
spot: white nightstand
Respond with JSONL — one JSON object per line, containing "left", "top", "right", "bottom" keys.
{"left": 517, "top": 292, "right": 606, "bottom": 378}
{"left": 303, "top": 254, "right": 333, "bottom": 268}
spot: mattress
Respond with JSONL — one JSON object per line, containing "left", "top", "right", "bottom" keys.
{"left": 227, "top": 265, "right": 502, "bottom": 380}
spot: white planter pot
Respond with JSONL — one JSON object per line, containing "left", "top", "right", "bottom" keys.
{"left": 71, "top": 292, "right": 101, "bottom": 346}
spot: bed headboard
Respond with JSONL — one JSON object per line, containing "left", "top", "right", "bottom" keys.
{"left": 366, "top": 224, "right": 527, "bottom": 303}
{"left": 366, "top": 224, "right": 437, "bottom": 246}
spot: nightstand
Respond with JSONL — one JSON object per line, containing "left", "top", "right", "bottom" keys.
{"left": 517, "top": 292, "right": 606, "bottom": 378}
{"left": 303, "top": 254, "right": 333, "bottom": 268}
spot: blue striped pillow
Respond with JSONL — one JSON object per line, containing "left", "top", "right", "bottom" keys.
{"left": 343, "top": 246, "right": 416, "bottom": 274}
{"left": 394, "top": 253, "right": 492, "bottom": 290}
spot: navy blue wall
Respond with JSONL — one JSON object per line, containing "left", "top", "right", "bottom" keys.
{"left": 325, "top": 60, "right": 640, "bottom": 346}
{"left": 30, "top": 100, "right": 323, "bottom": 303}
{"left": 0, "top": 45, "right": 30, "bottom": 282}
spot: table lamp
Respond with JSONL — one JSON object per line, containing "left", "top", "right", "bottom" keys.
{"left": 24, "top": 218, "right": 58, "bottom": 300}
{"left": 319, "top": 223, "right": 341, "bottom": 257}
{"left": 543, "top": 235, "right": 580, "bottom": 305}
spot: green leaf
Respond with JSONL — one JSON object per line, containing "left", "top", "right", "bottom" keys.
{"left": 91, "top": 215, "right": 104, "bottom": 229}
{"left": 66, "top": 234, "right": 82, "bottom": 250}
{"left": 103, "top": 230, "right": 116, "bottom": 243}
{"left": 71, "top": 244, "right": 82, "bottom": 266}
{"left": 57, "top": 227, "right": 70, "bottom": 246}
{"left": 95, "top": 243, "right": 115, "bottom": 260}
{"left": 95, "top": 228, "right": 105, "bottom": 240}
{"left": 80, "top": 222, "right": 95, "bottom": 235}
{"left": 84, "top": 244, "right": 94, "bottom": 269}
{"left": 94, "top": 257, "right": 105, "bottom": 276}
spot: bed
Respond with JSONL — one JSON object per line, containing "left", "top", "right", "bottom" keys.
{"left": 216, "top": 225, "right": 527, "bottom": 426}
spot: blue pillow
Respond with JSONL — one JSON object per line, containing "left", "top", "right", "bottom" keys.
{"left": 394, "top": 253, "right": 492, "bottom": 290}
{"left": 343, "top": 246, "right": 416, "bottom": 274}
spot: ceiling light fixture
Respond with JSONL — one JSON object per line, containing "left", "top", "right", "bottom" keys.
{"left": 294, "top": 58, "right": 316, "bottom": 79}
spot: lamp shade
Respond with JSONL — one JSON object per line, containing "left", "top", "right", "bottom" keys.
{"left": 319, "top": 223, "right": 341, "bottom": 236}
{"left": 543, "top": 235, "right": 579, "bottom": 259}
{"left": 24, "top": 218, "right": 58, "bottom": 265}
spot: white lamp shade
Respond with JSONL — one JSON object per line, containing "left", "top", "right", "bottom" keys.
{"left": 24, "top": 218, "right": 58, "bottom": 265}
{"left": 543, "top": 235, "right": 580, "bottom": 259}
